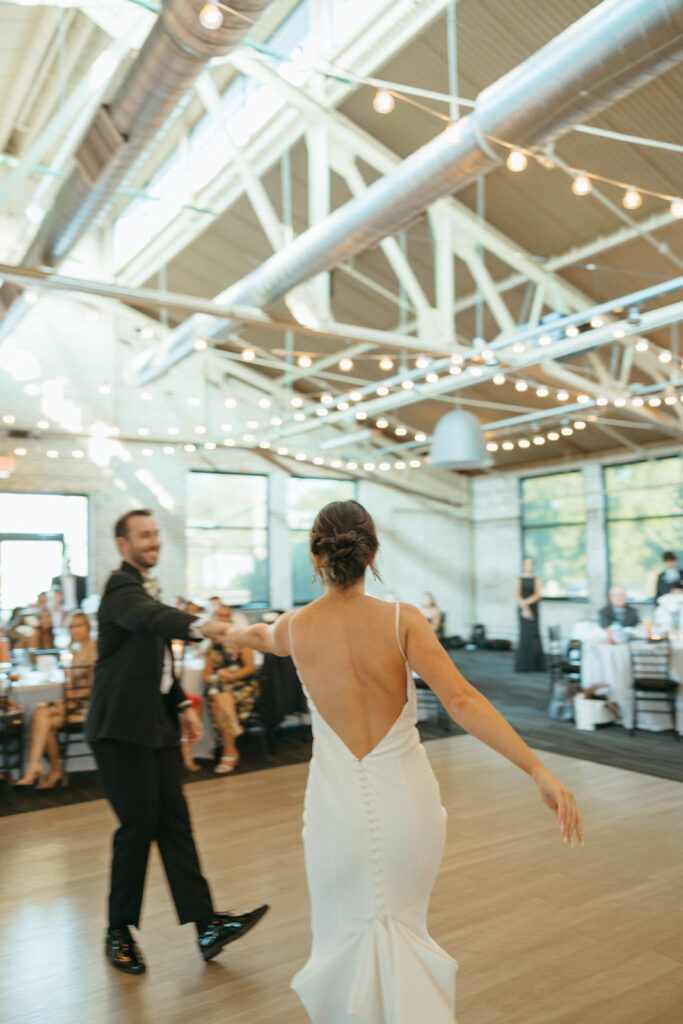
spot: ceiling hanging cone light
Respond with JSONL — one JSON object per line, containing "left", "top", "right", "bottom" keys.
{"left": 430, "top": 410, "right": 493, "bottom": 470}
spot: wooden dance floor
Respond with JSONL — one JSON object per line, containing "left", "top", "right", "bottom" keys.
{"left": 1, "top": 736, "right": 681, "bottom": 1024}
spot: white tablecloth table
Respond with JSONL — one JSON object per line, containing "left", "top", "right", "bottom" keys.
{"left": 11, "top": 669, "right": 96, "bottom": 771}
{"left": 576, "top": 634, "right": 683, "bottom": 734}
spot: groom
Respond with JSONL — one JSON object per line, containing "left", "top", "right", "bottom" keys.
{"left": 86, "top": 508, "right": 268, "bottom": 974}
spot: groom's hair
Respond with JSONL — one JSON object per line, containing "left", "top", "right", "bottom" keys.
{"left": 115, "top": 508, "right": 153, "bottom": 539}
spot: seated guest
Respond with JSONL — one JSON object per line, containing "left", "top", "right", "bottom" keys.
{"left": 15, "top": 611, "right": 97, "bottom": 788}
{"left": 598, "top": 585, "right": 640, "bottom": 630}
{"left": 16, "top": 608, "right": 56, "bottom": 654}
{"left": 209, "top": 596, "right": 222, "bottom": 619}
{"left": 173, "top": 595, "right": 186, "bottom": 610}
{"left": 655, "top": 551, "right": 682, "bottom": 599}
{"left": 421, "top": 592, "right": 444, "bottom": 636}
{"left": 185, "top": 600, "right": 204, "bottom": 616}
{"left": 196, "top": 604, "right": 259, "bottom": 775}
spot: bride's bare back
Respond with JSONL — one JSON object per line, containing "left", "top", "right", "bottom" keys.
{"left": 290, "top": 593, "right": 409, "bottom": 760}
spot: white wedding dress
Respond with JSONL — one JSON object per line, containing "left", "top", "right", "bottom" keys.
{"left": 290, "top": 604, "right": 457, "bottom": 1023}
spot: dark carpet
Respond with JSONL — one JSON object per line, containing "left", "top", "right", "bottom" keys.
{"left": 2, "top": 650, "right": 680, "bottom": 816}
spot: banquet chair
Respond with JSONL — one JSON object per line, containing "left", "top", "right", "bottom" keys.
{"left": 0, "top": 667, "right": 25, "bottom": 785}
{"left": 629, "top": 641, "right": 679, "bottom": 737}
{"left": 57, "top": 665, "right": 94, "bottom": 774}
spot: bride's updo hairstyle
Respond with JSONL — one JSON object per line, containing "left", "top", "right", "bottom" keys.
{"left": 310, "top": 500, "right": 381, "bottom": 588}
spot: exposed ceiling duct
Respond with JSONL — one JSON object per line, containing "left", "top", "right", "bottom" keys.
{"left": 134, "top": 0, "right": 683, "bottom": 385}
{"left": 0, "top": 0, "right": 273, "bottom": 340}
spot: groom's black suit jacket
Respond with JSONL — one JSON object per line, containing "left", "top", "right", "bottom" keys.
{"left": 86, "top": 561, "right": 199, "bottom": 748}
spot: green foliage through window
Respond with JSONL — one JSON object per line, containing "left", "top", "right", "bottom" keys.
{"left": 186, "top": 472, "right": 268, "bottom": 606}
{"left": 521, "top": 472, "right": 587, "bottom": 598}
{"left": 605, "top": 456, "right": 682, "bottom": 602}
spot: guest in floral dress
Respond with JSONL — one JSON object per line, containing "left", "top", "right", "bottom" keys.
{"left": 202, "top": 605, "right": 259, "bottom": 774}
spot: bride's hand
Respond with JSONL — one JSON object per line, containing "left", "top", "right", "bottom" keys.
{"left": 532, "top": 766, "right": 583, "bottom": 846}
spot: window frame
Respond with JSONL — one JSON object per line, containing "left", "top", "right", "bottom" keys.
{"left": 519, "top": 470, "right": 589, "bottom": 601}
{"left": 603, "top": 454, "right": 683, "bottom": 603}
{"left": 287, "top": 476, "right": 357, "bottom": 606}
{"left": 185, "top": 469, "right": 271, "bottom": 609}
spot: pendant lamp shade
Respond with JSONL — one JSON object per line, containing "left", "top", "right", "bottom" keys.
{"left": 430, "top": 409, "right": 493, "bottom": 470}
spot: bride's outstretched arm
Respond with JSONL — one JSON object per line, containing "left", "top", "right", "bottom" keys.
{"left": 219, "top": 611, "right": 293, "bottom": 657}
{"left": 402, "top": 603, "right": 583, "bottom": 846}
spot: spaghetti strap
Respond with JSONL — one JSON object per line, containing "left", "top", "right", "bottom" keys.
{"left": 395, "top": 600, "right": 408, "bottom": 663}
{"left": 288, "top": 613, "right": 299, "bottom": 671}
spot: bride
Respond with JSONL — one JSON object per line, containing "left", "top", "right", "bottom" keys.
{"left": 220, "top": 499, "right": 582, "bottom": 1023}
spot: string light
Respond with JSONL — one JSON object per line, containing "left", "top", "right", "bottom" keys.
{"left": 194, "top": 338, "right": 208, "bottom": 351}
{"left": 259, "top": 440, "right": 272, "bottom": 449}
{"left": 658, "top": 350, "right": 672, "bottom": 363}
{"left": 514, "top": 381, "right": 528, "bottom": 392}
{"left": 533, "top": 436, "right": 545, "bottom": 445}
{"left": 258, "top": 397, "right": 271, "bottom": 408}
{"left": 538, "top": 334, "right": 551, "bottom": 346}
{"left": 635, "top": 339, "right": 649, "bottom": 352}
{"left": 224, "top": 397, "right": 237, "bottom": 408}
{"left": 415, "top": 432, "right": 427, "bottom": 442}
{"left": 590, "top": 316, "right": 604, "bottom": 328}
{"left": 298, "top": 354, "right": 312, "bottom": 368}
{"left": 372, "top": 89, "right": 395, "bottom": 114}
{"left": 573, "top": 420, "right": 587, "bottom": 429}
{"left": 486, "top": 442, "right": 498, "bottom": 452}
{"left": 320, "top": 393, "right": 334, "bottom": 405}
{"left": 623, "top": 187, "right": 642, "bottom": 210}
{"left": 560, "top": 427, "right": 574, "bottom": 436}
{"left": 339, "top": 358, "right": 353, "bottom": 371}
{"left": 518, "top": 439, "right": 531, "bottom": 448}
{"left": 671, "top": 198, "right": 683, "bottom": 219}
{"left": 349, "top": 390, "right": 363, "bottom": 402}
{"left": 241, "top": 348, "right": 255, "bottom": 361}
{"left": 493, "top": 374, "right": 506, "bottom": 385}
{"left": 506, "top": 149, "right": 527, "bottom": 172}
{"left": 199, "top": 2, "right": 223, "bottom": 30}
{"left": 557, "top": 390, "right": 569, "bottom": 401}
{"left": 572, "top": 174, "right": 592, "bottom": 196}
{"left": 395, "top": 427, "right": 407, "bottom": 436}
{"left": 401, "top": 379, "right": 414, "bottom": 390}
{"left": 291, "top": 396, "right": 303, "bottom": 407}
{"left": 612, "top": 327, "right": 625, "bottom": 339}
{"left": 376, "top": 385, "right": 390, "bottom": 396}
{"left": 379, "top": 357, "right": 394, "bottom": 371}
{"left": 502, "top": 441, "right": 515, "bottom": 451}
{"left": 536, "top": 387, "right": 548, "bottom": 397}
{"left": 444, "top": 121, "right": 461, "bottom": 145}
{"left": 547, "top": 431, "right": 560, "bottom": 441}
{"left": 415, "top": 356, "right": 430, "bottom": 369}
{"left": 376, "top": 418, "right": 389, "bottom": 429}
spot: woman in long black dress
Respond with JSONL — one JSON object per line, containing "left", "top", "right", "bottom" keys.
{"left": 514, "top": 557, "right": 545, "bottom": 672}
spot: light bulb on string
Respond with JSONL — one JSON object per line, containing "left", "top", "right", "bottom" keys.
{"left": 571, "top": 173, "right": 592, "bottom": 196}
{"left": 670, "top": 198, "right": 683, "bottom": 219}
{"left": 373, "top": 89, "right": 395, "bottom": 115}
{"left": 199, "top": 2, "right": 223, "bottom": 30}
{"left": 623, "top": 187, "right": 642, "bottom": 210}
{"left": 379, "top": 357, "right": 394, "bottom": 371}
{"left": 506, "top": 149, "right": 527, "bottom": 172}
{"left": 444, "top": 121, "right": 462, "bottom": 145}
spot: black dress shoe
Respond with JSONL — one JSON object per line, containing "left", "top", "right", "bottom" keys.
{"left": 198, "top": 905, "right": 269, "bottom": 962}
{"left": 105, "top": 926, "right": 146, "bottom": 975}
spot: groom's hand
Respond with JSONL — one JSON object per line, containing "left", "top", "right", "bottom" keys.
{"left": 198, "top": 619, "right": 229, "bottom": 642}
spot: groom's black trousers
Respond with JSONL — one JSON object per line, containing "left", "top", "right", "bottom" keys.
{"left": 91, "top": 739, "right": 213, "bottom": 929}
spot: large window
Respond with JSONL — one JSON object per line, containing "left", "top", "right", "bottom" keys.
{"left": 605, "top": 456, "right": 683, "bottom": 602}
{"left": 186, "top": 472, "right": 268, "bottom": 606}
{"left": 287, "top": 478, "right": 356, "bottom": 604}
{"left": 521, "top": 472, "right": 587, "bottom": 598}
{"left": 0, "top": 493, "right": 88, "bottom": 614}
